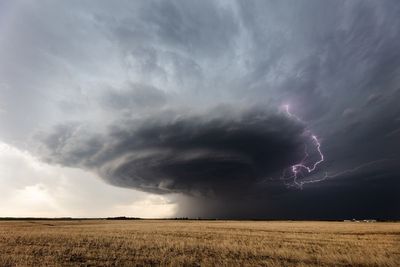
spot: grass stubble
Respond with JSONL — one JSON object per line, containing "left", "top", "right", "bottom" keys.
{"left": 0, "top": 220, "right": 399, "bottom": 266}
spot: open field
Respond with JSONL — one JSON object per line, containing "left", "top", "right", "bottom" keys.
{"left": 0, "top": 220, "right": 399, "bottom": 266}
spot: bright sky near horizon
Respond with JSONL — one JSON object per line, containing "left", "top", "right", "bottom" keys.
{"left": 0, "top": 142, "right": 177, "bottom": 218}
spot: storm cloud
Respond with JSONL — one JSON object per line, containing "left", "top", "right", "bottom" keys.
{"left": 1, "top": 0, "right": 400, "bottom": 218}
{"left": 38, "top": 107, "right": 306, "bottom": 196}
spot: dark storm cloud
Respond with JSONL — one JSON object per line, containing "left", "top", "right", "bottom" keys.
{"left": 38, "top": 107, "right": 307, "bottom": 196}
{"left": 3, "top": 0, "right": 400, "bottom": 218}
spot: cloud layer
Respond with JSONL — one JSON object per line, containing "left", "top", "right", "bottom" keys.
{"left": 38, "top": 107, "right": 306, "bottom": 196}
{"left": 1, "top": 0, "right": 400, "bottom": 218}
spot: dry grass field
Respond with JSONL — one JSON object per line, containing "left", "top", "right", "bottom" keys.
{"left": 0, "top": 220, "right": 399, "bottom": 266}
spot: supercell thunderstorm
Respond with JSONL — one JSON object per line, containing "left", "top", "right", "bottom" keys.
{"left": 2, "top": 0, "right": 399, "bottom": 218}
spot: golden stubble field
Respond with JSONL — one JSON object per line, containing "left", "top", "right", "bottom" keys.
{"left": 0, "top": 220, "right": 399, "bottom": 266}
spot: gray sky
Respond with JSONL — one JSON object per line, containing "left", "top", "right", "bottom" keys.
{"left": 1, "top": 0, "right": 399, "bottom": 219}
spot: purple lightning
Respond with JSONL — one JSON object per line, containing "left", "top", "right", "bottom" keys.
{"left": 280, "top": 104, "right": 325, "bottom": 188}
{"left": 276, "top": 104, "right": 394, "bottom": 188}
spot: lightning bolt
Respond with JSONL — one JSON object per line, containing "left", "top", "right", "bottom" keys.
{"left": 277, "top": 104, "right": 394, "bottom": 189}
{"left": 280, "top": 104, "right": 324, "bottom": 188}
